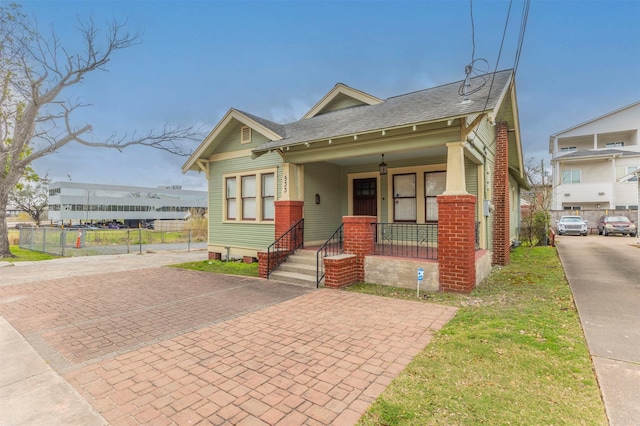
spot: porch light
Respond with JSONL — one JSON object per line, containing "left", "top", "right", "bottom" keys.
{"left": 379, "top": 154, "right": 388, "bottom": 175}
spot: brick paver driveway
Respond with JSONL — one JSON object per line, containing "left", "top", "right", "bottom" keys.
{"left": 0, "top": 264, "right": 457, "bottom": 425}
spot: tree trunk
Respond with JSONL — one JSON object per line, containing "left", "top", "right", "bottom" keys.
{"left": 0, "top": 188, "right": 14, "bottom": 258}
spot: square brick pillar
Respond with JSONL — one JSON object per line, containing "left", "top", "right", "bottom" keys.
{"left": 342, "top": 216, "right": 376, "bottom": 282}
{"left": 324, "top": 254, "right": 358, "bottom": 289}
{"left": 437, "top": 194, "right": 477, "bottom": 293}
{"left": 257, "top": 251, "right": 277, "bottom": 279}
{"left": 493, "top": 121, "right": 510, "bottom": 266}
{"left": 258, "top": 200, "right": 304, "bottom": 279}
{"left": 274, "top": 200, "right": 304, "bottom": 238}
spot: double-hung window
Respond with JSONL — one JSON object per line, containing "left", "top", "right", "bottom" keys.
{"left": 424, "top": 171, "right": 446, "bottom": 222}
{"left": 224, "top": 170, "right": 275, "bottom": 222}
{"left": 262, "top": 173, "right": 275, "bottom": 220}
{"left": 241, "top": 175, "right": 256, "bottom": 220}
{"left": 226, "top": 177, "right": 237, "bottom": 220}
{"left": 393, "top": 173, "right": 416, "bottom": 222}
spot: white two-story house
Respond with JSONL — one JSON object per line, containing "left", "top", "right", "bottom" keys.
{"left": 549, "top": 101, "right": 640, "bottom": 212}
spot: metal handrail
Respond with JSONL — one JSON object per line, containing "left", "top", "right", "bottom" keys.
{"left": 266, "top": 218, "right": 304, "bottom": 279}
{"left": 315, "top": 224, "right": 344, "bottom": 288}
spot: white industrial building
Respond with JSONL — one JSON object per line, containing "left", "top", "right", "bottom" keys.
{"left": 47, "top": 182, "right": 207, "bottom": 227}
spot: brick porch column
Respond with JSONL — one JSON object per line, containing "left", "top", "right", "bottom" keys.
{"left": 342, "top": 216, "right": 376, "bottom": 282}
{"left": 274, "top": 200, "right": 304, "bottom": 238}
{"left": 257, "top": 200, "right": 304, "bottom": 279}
{"left": 493, "top": 121, "right": 510, "bottom": 266}
{"left": 437, "top": 194, "right": 477, "bottom": 293}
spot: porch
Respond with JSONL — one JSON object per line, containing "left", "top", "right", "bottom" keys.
{"left": 260, "top": 195, "right": 490, "bottom": 293}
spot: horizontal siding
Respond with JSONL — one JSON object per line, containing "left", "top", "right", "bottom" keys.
{"left": 303, "top": 162, "right": 343, "bottom": 242}
{"left": 208, "top": 152, "right": 282, "bottom": 251}
{"left": 321, "top": 97, "right": 365, "bottom": 114}
{"left": 215, "top": 122, "right": 273, "bottom": 155}
{"left": 380, "top": 174, "right": 389, "bottom": 222}
{"left": 465, "top": 158, "right": 479, "bottom": 218}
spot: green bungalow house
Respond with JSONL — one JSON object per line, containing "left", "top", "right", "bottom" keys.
{"left": 182, "top": 69, "right": 527, "bottom": 293}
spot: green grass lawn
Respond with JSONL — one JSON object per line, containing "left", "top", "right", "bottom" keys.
{"left": 6, "top": 245, "right": 58, "bottom": 262}
{"left": 169, "top": 259, "right": 259, "bottom": 277}
{"left": 351, "top": 246, "right": 607, "bottom": 425}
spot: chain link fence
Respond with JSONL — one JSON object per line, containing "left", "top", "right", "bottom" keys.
{"left": 19, "top": 227, "right": 207, "bottom": 257}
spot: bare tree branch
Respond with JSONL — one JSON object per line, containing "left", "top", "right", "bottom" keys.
{"left": 0, "top": 4, "right": 203, "bottom": 258}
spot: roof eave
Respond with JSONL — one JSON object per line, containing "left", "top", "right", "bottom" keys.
{"left": 252, "top": 111, "right": 495, "bottom": 155}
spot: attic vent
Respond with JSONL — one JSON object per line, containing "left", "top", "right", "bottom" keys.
{"left": 241, "top": 126, "right": 251, "bottom": 143}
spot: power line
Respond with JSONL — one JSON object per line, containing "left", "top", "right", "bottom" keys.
{"left": 459, "top": 0, "right": 491, "bottom": 99}
{"left": 469, "top": 0, "right": 476, "bottom": 62}
{"left": 482, "top": 0, "right": 513, "bottom": 113}
{"left": 513, "top": 0, "right": 530, "bottom": 75}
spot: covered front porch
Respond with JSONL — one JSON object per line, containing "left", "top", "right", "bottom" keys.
{"left": 257, "top": 120, "right": 513, "bottom": 294}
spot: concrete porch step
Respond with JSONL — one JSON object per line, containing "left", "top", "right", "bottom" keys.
{"left": 268, "top": 250, "right": 321, "bottom": 288}
{"left": 269, "top": 270, "right": 318, "bottom": 288}
{"left": 276, "top": 261, "right": 316, "bottom": 276}
{"left": 284, "top": 254, "right": 316, "bottom": 267}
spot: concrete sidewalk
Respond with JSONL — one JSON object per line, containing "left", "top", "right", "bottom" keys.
{"left": 0, "top": 317, "right": 106, "bottom": 425}
{"left": 0, "top": 249, "right": 207, "bottom": 425}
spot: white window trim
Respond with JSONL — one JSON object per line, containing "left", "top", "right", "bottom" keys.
{"left": 223, "top": 168, "right": 277, "bottom": 224}
{"left": 385, "top": 164, "right": 446, "bottom": 224}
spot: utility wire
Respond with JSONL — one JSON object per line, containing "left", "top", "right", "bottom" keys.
{"left": 482, "top": 0, "right": 513, "bottom": 113}
{"left": 513, "top": 0, "right": 530, "bottom": 74}
{"left": 458, "top": 0, "right": 491, "bottom": 98}
{"left": 467, "top": 0, "right": 513, "bottom": 155}
{"left": 470, "top": 0, "right": 476, "bottom": 62}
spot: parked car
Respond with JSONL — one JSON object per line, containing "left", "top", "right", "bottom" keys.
{"left": 556, "top": 216, "right": 588, "bottom": 236}
{"left": 13, "top": 223, "right": 34, "bottom": 229}
{"left": 598, "top": 215, "right": 637, "bottom": 237}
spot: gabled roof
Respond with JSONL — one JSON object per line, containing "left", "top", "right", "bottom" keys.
{"left": 550, "top": 100, "right": 640, "bottom": 139}
{"left": 183, "top": 69, "right": 515, "bottom": 172}
{"left": 234, "top": 109, "right": 286, "bottom": 137}
{"left": 253, "top": 69, "right": 513, "bottom": 153}
{"left": 301, "top": 83, "right": 383, "bottom": 119}
{"left": 182, "top": 109, "right": 283, "bottom": 173}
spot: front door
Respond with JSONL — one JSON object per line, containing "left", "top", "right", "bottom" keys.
{"left": 353, "top": 178, "right": 377, "bottom": 216}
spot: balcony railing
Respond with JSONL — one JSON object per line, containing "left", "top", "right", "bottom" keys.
{"left": 372, "top": 223, "right": 438, "bottom": 260}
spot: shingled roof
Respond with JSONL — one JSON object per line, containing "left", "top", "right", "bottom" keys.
{"left": 252, "top": 69, "right": 513, "bottom": 153}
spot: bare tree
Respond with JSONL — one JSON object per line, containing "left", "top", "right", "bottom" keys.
{"left": 9, "top": 177, "right": 49, "bottom": 225}
{"left": 520, "top": 157, "right": 552, "bottom": 245}
{"left": 0, "top": 4, "right": 200, "bottom": 258}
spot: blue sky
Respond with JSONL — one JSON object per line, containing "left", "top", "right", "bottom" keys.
{"left": 21, "top": 0, "right": 640, "bottom": 191}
